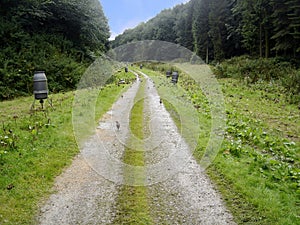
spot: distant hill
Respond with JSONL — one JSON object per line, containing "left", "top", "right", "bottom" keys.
{"left": 0, "top": 0, "right": 110, "bottom": 100}
{"left": 111, "top": 0, "right": 300, "bottom": 63}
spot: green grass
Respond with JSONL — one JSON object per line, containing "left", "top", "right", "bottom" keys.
{"left": 0, "top": 70, "right": 135, "bottom": 225}
{"left": 143, "top": 68, "right": 211, "bottom": 160}
{"left": 219, "top": 78, "right": 299, "bottom": 142}
{"left": 124, "top": 81, "right": 146, "bottom": 167}
{"left": 113, "top": 76, "right": 153, "bottom": 225}
{"left": 2, "top": 63, "right": 298, "bottom": 224}
{"left": 199, "top": 80, "right": 299, "bottom": 224}
{"left": 208, "top": 78, "right": 300, "bottom": 225}
{"left": 162, "top": 100, "right": 182, "bottom": 131}
{"left": 213, "top": 56, "right": 300, "bottom": 105}
{"left": 144, "top": 65, "right": 300, "bottom": 225}
{"left": 73, "top": 70, "right": 136, "bottom": 144}
{"left": 143, "top": 68, "right": 204, "bottom": 155}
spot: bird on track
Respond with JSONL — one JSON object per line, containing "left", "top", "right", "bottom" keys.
{"left": 159, "top": 98, "right": 162, "bottom": 104}
{"left": 115, "top": 121, "right": 120, "bottom": 130}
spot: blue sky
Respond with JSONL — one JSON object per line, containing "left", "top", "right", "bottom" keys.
{"left": 100, "top": 0, "right": 190, "bottom": 40}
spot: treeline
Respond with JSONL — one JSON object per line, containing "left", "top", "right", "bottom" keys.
{"left": 0, "top": 0, "right": 110, "bottom": 100}
{"left": 112, "top": 0, "right": 300, "bottom": 62}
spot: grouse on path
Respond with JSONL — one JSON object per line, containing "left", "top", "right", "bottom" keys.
{"left": 115, "top": 121, "right": 120, "bottom": 130}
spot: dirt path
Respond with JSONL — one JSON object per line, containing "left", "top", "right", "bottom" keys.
{"left": 37, "top": 72, "right": 235, "bottom": 224}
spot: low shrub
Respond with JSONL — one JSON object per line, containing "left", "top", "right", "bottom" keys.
{"left": 213, "top": 56, "right": 300, "bottom": 104}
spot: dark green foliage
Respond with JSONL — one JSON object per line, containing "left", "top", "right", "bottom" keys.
{"left": 175, "top": 1, "right": 194, "bottom": 50}
{"left": 213, "top": 56, "right": 300, "bottom": 103}
{"left": 233, "top": 0, "right": 273, "bottom": 57}
{"left": 192, "top": 0, "right": 211, "bottom": 61}
{"left": 270, "top": 0, "right": 300, "bottom": 55}
{"left": 208, "top": 0, "right": 232, "bottom": 61}
{"left": 112, "top": 7, "right": 182, "bottom": 47}
{"left": 0, "top": 0, "right": 110, "bottom": 100}
{"left": 112, "top": 0, "right": 300, "bottom": 62}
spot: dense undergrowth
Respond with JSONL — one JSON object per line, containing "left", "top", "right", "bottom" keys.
{"left": 0, "top": 33, "right": 88, "bottom": 100}
{"left": 0, "top": 0, "right": 109, "bottom": 100}
{"left": 213, "top": 56, "right": 300, "bottom": 104}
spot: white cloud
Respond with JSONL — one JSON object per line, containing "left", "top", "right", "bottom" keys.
{"left": 110, "top": 16, "right": 152, "bottom": 40}
{"left": 109, "top": 21, "right": 139, "bottom": 40}
{"left": 109, "top": 32, "right": 118, "bottom": 41}
{"left": 178, "top": 0, "right": 190, "bottom": 3}
{"left": 108, "top": 0, "right": 191, "bottom": 40}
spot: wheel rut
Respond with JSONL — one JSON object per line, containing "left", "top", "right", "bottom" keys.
{"left": 37, "top": 71, "right": 235, "bottom": 225}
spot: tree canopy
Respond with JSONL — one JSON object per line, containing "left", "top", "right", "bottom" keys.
{"left": 111, "top": 0, "right": 300, "bottom": 62}
{"left": 0, "top": 0, "right": 110, "bottom": 99}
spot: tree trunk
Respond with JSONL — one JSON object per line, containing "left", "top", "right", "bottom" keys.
{"left": 265, "top": 29, "right": 269, "bottom": 58}
{"left": 259, "top": 23, "right": 263, "bottom": 58}
{"left": 206, "top": 44, "right": 209, "bottom": 64}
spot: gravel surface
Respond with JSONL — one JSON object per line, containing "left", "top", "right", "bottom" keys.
{"left": 37, "top": 71, "right": 236, "bottom": 224}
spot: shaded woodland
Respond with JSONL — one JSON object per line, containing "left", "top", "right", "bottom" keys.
{"left": 1, "top": 0, "right": 299, "bottom": 100}
{"left": 112, "top": 0, "right": 300, "bottom": 62}
{"left": 0, "top": 0, "right": 109, "bottom": 99}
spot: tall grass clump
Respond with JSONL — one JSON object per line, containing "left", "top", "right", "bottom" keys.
{"left": 213, "top": 56, "right": 300, "bottom": 104}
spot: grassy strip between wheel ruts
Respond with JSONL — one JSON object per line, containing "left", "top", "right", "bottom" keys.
{"left": 0, "top": 70, "right": 135, "bottom": 225}
{"left": 113, "top": 76, "right": 153, "bottom": 224}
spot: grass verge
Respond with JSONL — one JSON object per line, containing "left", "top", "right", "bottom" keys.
{"left": 144, "top": 65, "right": 300, "bottom": 225}
{"left": 207, "top": 78, "right": 300, "bottom": 225}
{"left": 0, "top": 70, "right": 135, "bottom": 224}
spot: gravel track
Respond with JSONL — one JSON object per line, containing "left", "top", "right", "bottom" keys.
{"left": 37, "top": 71, "right": 236, "bottom": 224}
